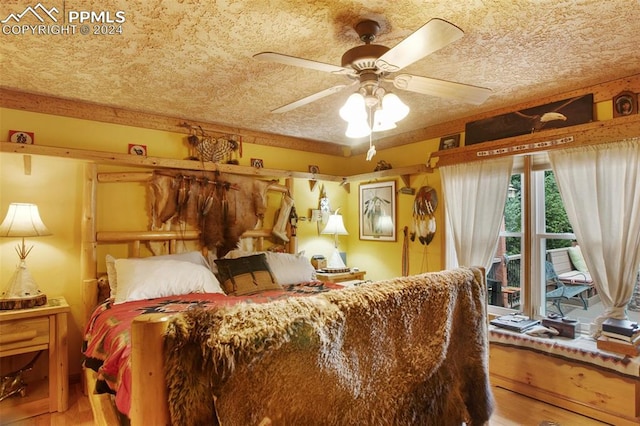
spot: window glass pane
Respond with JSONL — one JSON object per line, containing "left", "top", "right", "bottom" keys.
{"left": 544, "top": 170, "right": 573, "bottom": 237}
{"left": 488, "top": 172, "right": 523, "bottom": 310}
{"left": 504, "top": 174, "right": 521, "bottom": 233}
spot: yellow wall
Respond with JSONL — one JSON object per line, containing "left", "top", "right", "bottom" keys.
{"left": 1, "top": 107, "right": 439, "bottom": 377}
{"left": 0, "top": 93, "right": 621, "bottom": 377}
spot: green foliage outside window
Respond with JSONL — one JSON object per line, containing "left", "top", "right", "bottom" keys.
{"left": 503, "top": 171, "right": 573, "bottom": 255}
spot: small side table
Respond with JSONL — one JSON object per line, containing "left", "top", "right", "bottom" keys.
{"left": 316, "top": 270, "right": 366, "bottom": 284}
{"left": 502, "top": 287, "right": 521, "bottom": 308}
{"left": 0, "top": 296, "right": 70, "bottom": 423}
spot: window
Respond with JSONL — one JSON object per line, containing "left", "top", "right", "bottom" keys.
{"left": 487, "top": 155, "right": 640, "bottom": 327}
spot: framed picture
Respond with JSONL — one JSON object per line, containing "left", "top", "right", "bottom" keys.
{"left": 613, "top": 91, "right": 637, "bottom": 117}
{"left": 439, "top": 134, "right": 460, "bottom": 150}
{"left": 128, "top": 144, "right": 147, "bottom": 155}
{"left": 251, "top": 158, "right": 264, "bottom": 168}
{"left": 359, "top": 180, "right": 396, "bottom": 241}
{"left": 8, "top": 130, "right": 34, "bottom": 144}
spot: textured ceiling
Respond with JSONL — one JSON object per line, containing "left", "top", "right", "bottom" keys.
{"left": 2, "top": 0, "right": 640, "bottom": 150}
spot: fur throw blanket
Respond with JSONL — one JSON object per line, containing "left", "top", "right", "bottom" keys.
{"left": 164, "top": 267, "right": 494, "bottom": 425}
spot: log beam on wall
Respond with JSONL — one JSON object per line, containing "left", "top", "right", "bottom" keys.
{"left": 0, "top": 142, "right": 346, "bottom": 182}
{"left": 0, "top": 88, "right": 346, "bottom": 157}
{"left": 430, "top": 113, "right": 640, "bottom": 168}
{"left": 3, "top": 75, "right": 638, "bottom": 158}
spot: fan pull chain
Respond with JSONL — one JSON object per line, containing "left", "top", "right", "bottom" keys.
{"left": 366, "top": 105, "right": 376, "bottom": 161}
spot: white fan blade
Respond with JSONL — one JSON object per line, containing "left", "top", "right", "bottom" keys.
{"left": 254, "top": 52, "right": 353, "bottom": 75}
{"left": 393, "top": 74, "right": 491, "bottom": 105}
{"left": 376, "top": 18, "right": 464, "bottom": 73}
{"left": 271, "top": 84, "right": 351, "bottom": 113}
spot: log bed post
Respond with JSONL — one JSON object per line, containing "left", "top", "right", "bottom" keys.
{"left": 130, "top": 313, "right": 172, "bottom": 426}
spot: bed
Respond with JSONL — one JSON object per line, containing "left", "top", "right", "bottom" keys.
{"left": 81, "top": 168, "right": 494, "bottom": 425}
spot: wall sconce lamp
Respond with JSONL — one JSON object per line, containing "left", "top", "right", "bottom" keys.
{"left": 0, "top": 203, "right": 51, "bottom": 310}
{"left": 320, "top": 208, "right": 348, "bottom": 270}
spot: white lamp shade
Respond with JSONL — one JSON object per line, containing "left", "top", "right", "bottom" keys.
{"left": 339, "top": 93, "right": 367, "bottom": 122}
{"left": 345, "top": 119, "right": 371, "bottom": 138}
{"left": 321, "top": 213, "right": 348, "bottom": 236}
{"left": 376, "top": 215, "right": 394, "bottom": 235}
{"left": 372, "top": 107, "right": 397, "bottom": 132}
{"left": 0, "top": 203, "right": 51, "bottom": 237}
{"left": 382, "top": 93, "right": 410, "bottom": 123}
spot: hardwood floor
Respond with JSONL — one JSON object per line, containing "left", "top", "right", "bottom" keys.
{"left": 4, "top": 382, "right": 609, "bottom": 425}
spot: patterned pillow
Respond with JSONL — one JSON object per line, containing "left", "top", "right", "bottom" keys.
{"left": 214, "top": 254, "right": 281, "bottom": 296}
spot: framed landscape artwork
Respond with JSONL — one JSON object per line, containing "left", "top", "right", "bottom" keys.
{"left": 359, "top": 180, "right": 396, "bottom": 241}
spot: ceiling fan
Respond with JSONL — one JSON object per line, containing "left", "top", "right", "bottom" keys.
{"left": 254, "top": 18, "right": 492, "bottom": 118}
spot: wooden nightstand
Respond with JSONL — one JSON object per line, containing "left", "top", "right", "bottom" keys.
{"left": 0, "top": 296, "right": 70, "bottom": 423}
{"left": 316, "top": 270, "right": 366, "bottom": 283}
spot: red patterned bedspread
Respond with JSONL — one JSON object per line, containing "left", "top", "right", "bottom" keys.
{"left": 83, "top": 281, "right": 339, "bottom": 417}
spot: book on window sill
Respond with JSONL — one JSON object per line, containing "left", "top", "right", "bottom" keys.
{"left": 601, "top": 330, "right": 640, "bottom": 343}
{"left": 490, "top": 314, "right": 540, "bottom": 333}
{"left": 596, "top": 336, "right": 640, "bottom": 357}
{"left": 601, "top": 318, "right": 640, "bottom": 337}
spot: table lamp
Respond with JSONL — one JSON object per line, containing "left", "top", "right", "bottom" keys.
{"left": 320, "top": 208, "right": 348, "bottom": 269}
{"left": 0, "top": 203, "right": 51, "bottom": 310}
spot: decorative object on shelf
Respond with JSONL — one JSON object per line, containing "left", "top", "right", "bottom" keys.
{"left": 318, "top": 185, "right": 331, "bottom": 227}
{"left": 411, "top": 186, "right": 438, "bottom": 245}
{"left": 465, "top": 94, "right": 593, "bottom": 145}
{"left": 251, "top": 158, "right": 264, "bottom": 168}
{"left": 181, "top": 122, "right": 242, "bottom": 164}
{"left": 308, "top": 165, "right": 319, "bottom": 174}
{"left": 439, "top": 134, "right": 460, "bottom": 150}
{"left": 128, "top": 144, "right": 147, "bottom": 156}
{"left": 612, "top": 91, "right": 637, "bottom": 117}
{"left": 320, "top": 208, "right": 348, "bottom": 269}
{"left": 8, "top": 130, "right": 34, "bottom": 144}
{"left": 359, "top": 180, "right": 396, "bottom": 241}
{"left": 0, "top": 350, "right": 42, "bottom": 402}
{"left": 0, "top": 203, "right": 51, "bottom": 310}
{"left": 374, "top": 160, "right": 392, "bottom": 171}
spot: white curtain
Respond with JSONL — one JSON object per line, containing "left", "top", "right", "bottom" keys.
{"left": 549, "top": 138, "right": 640, "bottom": 324}
{"left": 441, "top": 157, "right": 514, "bottom": 270}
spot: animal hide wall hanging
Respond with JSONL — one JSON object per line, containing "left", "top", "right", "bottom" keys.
{"left": 149, "top": 171, "right": 288, "bottom": 257}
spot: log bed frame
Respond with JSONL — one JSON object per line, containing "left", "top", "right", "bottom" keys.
{"left": 80, "top": 166, "right": 494, "bottom": 425}
{"left": 81, "top": 166, "right": 298, "bottom": 425}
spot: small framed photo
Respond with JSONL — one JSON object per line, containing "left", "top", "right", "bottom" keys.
{"left": 613, "top": 91, "right": 637, "bottom": 117}
{"left": 128, "top": 144, "right": 147, "bottom": 155}
{"left": 251, "top": 158, "right": 264, "bottom": 168}
{"left": 439, "top": 134, "right": 460, "bottom": 150}
{"left": 9, "top": 130, "right": 34, "bottom": 144}
{"left": 359, "top": 180, "right": 396, "bottom": 241}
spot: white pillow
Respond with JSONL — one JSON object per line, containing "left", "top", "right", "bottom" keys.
{"left": 113, "top": 258, "right": 224, "bottom": 304}
{"left": 265, "top": 252, "right": 316, "bottom": 285}
{"left": 106, "top": 251, "right": 210, "bottom": 297}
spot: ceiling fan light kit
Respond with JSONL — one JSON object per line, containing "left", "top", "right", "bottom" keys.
{"left": 254, "top": 16, "right": 491, "bottom": 145}
{"left": 339, "top": 86, "right": 409, "bottom": 138}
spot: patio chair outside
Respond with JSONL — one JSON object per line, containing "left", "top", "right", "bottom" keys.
{"left": 545, "top": 261, "right": 590, "bottom": 316}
